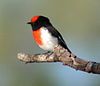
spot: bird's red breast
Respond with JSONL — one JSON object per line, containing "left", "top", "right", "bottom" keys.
{"left": 32, "top": 28, "right": 43, "bottom": 45}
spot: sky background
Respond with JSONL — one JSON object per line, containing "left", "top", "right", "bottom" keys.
{"left": 0, "top": 0, "right": 100, "bottom": 86}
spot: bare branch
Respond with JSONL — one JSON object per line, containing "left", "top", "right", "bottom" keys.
{"left": 17, "top": 45, "right": 100, "bottom": 74}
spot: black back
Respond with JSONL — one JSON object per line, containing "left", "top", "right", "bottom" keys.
{"left": 47, "top": 26, "right": 71, "bottom": 53}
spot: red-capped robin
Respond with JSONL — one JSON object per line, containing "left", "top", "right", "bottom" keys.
{"left": 27, "top": 16, "right": 71, "bottom": 53}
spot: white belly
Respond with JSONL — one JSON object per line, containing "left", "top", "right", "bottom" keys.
{"left": 39, "top": 27, "right": 58, "bottom": 51}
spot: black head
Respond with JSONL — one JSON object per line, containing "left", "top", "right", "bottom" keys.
{"left": 27, "top": 16, "right": 52, "bottom": 31}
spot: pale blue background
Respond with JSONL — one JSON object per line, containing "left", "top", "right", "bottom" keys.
{"left": 0, "top": 0, "right": 100, "bottom": 86}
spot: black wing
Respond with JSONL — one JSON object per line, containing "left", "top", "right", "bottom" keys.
{"left": 47, "top": 26, "right": 71, "bottom": 53}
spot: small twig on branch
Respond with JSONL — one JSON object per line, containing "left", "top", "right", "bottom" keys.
{"left": 17, "top": 45, "right": 100, "bottom": 74}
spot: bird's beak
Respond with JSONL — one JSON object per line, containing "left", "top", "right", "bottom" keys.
{"left": 27, "top": 22, "right": 32, "bottom": 24}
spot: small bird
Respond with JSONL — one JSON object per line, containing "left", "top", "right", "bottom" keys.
{"left": 27, "top": 16, "right": 71, "bottom": 53}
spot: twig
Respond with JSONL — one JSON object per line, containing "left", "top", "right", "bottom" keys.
{"left": 17, "top": 45, "right": 100, "bottom": 74}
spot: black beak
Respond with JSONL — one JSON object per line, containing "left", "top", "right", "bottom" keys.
{"left": 27, "top": 22, "right": 32, "bottom": 24}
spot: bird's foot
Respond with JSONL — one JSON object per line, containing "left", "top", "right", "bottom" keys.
{"left": 44, "top": 51, "right": 53, "bottom": 54}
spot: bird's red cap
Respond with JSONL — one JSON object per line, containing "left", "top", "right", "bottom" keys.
{"left": 27, "top": 16, "right": 40, "bottom": 24}
{"left": 31, "top": 16, "right": 40, "bottom": 22}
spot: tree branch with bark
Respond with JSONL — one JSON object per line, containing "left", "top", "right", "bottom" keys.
{"left": 17, "top": 45, "right": 100, "bottom": 74}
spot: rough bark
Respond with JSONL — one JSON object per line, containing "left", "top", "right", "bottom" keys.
{"left": 17, "top": 45, "right": 100, "bottom": 74}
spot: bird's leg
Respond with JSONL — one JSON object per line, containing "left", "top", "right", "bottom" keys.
{"left": 43, "top": 51, "right": 53, "bottom": 59}
{"left": 43, "top": 51, "right": 53, "bottom": 54}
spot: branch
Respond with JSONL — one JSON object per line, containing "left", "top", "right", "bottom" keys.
{"left": 17, "top": 45, "right": 100, "bottom": 74}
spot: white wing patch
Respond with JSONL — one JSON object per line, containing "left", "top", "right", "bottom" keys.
{"left": 39, "top": 27, "right": 58, "bottom": 50}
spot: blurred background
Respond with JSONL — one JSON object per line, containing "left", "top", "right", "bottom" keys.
{"left": 0, "top": 0, "right": 100, "bottom": 86}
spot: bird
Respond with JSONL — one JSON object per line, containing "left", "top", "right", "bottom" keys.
{"left": 27, "top": 15, "right": 71, "bottom": 53}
